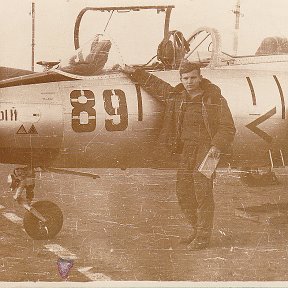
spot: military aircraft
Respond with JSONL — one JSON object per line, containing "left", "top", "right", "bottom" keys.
{"left": 1, "top": 4, "right": 288, "bottom": 240}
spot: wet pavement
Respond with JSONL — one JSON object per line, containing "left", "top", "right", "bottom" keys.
{"left": 1, "top": 165, "right": 288, "bottom": 282}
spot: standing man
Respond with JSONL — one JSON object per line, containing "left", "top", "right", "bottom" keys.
{"left": 122, "top": 60, "right": 236, "bottom": 250}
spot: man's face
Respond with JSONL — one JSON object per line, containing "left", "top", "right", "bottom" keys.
{"left": 180, "top": 70, "right": 202, "bottom": 93}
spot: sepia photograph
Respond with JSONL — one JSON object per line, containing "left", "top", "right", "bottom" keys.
{"left": 1, "top": 0, "right": 288, "bottom": 287}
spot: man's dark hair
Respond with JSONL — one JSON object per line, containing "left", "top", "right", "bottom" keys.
{"left": 179, "top": 59, "right": 201, "bottom": 76}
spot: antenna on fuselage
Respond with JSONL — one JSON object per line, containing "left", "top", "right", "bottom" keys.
{"left": 232, "top": 0, "right": 243, "bottom": 56}
{"left": 31, "top": 0, "right": 35, "bottom": 71}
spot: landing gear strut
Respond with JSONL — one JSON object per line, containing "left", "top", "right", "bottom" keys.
{"left": 8, "top": 167, "right": 63, "bottom": 240}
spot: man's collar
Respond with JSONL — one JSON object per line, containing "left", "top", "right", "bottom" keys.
{"left": 186, "top": 90, "right": 204, "bottom": 101}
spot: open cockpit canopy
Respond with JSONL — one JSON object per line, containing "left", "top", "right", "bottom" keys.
{"left": 56, "top": 5, "right": 176, "bottom": 76}
{"left": 3, "top": 3, "right": 288, "bottom": 87}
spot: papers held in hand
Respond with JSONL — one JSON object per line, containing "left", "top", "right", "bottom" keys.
{"left": 198, "top": 149, "right": 220, "bottom": 179}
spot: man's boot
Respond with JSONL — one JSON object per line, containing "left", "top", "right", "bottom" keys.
{"left": 179, "top": 228, "right": 197, "bottom": 244}
{"left": 187, "top": 235, "right": 210, "bottom": 250}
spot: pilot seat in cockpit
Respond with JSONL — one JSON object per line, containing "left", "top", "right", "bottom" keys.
{"left": 61, "top": 35, "right": 112, "bottom": 76}
{"left": 157, "top": 30, "right": 190, "bottom": 70}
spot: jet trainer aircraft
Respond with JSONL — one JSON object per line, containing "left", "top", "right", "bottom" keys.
{"left": 1, "top": 5, "right": 288, "bottom": 239}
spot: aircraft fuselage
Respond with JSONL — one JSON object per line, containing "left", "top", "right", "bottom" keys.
{"left": 0, "top": 67, "right": 287, "bottom": 170}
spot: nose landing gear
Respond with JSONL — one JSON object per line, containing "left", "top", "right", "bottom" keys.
{"left": 8, "top": 167, "right": 63, "bottom": 240}
{"left": 7, "top": 166, "right": 99, "bottom": 239}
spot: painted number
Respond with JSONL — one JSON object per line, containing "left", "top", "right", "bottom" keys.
{"left": 103, "top": 89, "right": 128, "bottom": 131}
{"left": 70, "top": 90, "right": 96, "bottom": 132}
{"left": 70, "top": 89, "right": 128, "bottom": 132}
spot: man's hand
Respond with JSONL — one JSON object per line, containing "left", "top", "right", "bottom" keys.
{"left": 209, "top": 146, "right": 221, "bottom": 158}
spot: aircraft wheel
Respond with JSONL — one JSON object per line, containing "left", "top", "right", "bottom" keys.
{"left": 23, "top": 201, "right": 63, "bottom": 240}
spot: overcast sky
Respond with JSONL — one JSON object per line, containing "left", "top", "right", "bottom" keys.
{"left": 1, "top": 0, "right": 288, "bottom": 70}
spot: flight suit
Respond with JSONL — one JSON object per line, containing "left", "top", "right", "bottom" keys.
{"left": 130, "top": 69, "right": 236, "bottom": 245}
{"left": 177, "top": 95, "right": 215, "bottom": 240}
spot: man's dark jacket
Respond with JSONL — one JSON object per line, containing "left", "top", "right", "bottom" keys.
{"left": 131, "top": 69, "right": 236, "bottom": 153}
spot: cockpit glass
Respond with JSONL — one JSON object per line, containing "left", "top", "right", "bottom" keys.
{"left": 185, "top": 31, "right": 215, "bottom": 65}
{"left": 57, "top": 8, "right": 167, "bottom": 76}
{"left": 55, "top": 3, "right": 288, "bottom": 75}
{"left": 172, "top": 0, "right": 288, "bottom": 63}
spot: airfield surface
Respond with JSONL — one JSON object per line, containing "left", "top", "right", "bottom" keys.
{"left": 1, "top": 165, "right": 288, "bottom": 282}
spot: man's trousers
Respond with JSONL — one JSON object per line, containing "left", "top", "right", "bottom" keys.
{"left": 176, "top": 142, "right": 215, "bottom": 239}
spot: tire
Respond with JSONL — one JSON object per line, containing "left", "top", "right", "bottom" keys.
{"left": 23, "top": 201, "right": 63, "bottom": 240}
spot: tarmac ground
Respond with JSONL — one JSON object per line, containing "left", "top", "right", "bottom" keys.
{"left": 1, "top": 165, "right": 288, "bottom": 282}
